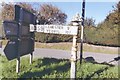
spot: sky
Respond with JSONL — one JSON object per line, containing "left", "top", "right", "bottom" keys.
{"left": 31, "top": 2, "right": 117, "bottom": 24}
{"left": 0, "top": 0, "right": 119, "bottom": 24}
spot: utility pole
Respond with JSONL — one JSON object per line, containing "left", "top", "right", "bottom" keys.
{"left": 80, "top": 0, "right": 85, "bottom": 64}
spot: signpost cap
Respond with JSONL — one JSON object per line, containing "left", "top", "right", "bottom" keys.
{"left": 71, "top": 13, "right": 82, "bottom": 22}
{"left": 71, "top": 13, "right": 82, "bottom": 26}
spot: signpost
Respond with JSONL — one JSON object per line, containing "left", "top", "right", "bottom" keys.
{"left": 29, "top": 17, "right": 79, "bottom": 79}
{"left": 3, "top": 3, "right": 84, "bottom": 79}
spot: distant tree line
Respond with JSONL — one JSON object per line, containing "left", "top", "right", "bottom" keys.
{"left": 1, "top": 2, "right": 120, "bottom": 47}
{"left": 84, "top": 2, "right": 120, "bottom": 47}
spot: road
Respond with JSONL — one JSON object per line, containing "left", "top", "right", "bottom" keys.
{"left": 33, "top": 48, "right": 119, "bottom": 65}
{"left": 0, "top": 46, "right": 119, "bottom": 65}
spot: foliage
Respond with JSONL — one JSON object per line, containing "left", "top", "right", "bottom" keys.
{"left": 0, "top": 55, "right": 119, "bottom": 79}
{"left": 1, "top": 2, "right": 120, "bottom": 47}
{"left": 35, "top": 2, "right": 120, "bottom": 46}
{"left": 84, "top": 2, "right": 120, "bottom": 47}
{"left": 35, "top": 4, "right": 68, "bottom": 43}
{"left": 1, "top": 3, "right": 14, "bottom": 20}
{"left": 37, "top": 4, "right": 67, "bottom": 25}
{"left": 1, "top": 2, "right": 35, "bottom": 21}
{"left": 84, "top": 17, "right": 95, "bottom": 27}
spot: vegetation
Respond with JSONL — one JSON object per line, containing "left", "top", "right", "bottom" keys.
{"left": 35, "top": 4, "right": 68, "bottom": 43}
{"left": 34, "top": 2, "right": 120, "bottom": 47}
{"left": 83, "top": 2, "right": 120, "bottom": 47}
{"left": 0, "top": 55, "right": 119, "bottom": 79}
{"left": 0, "top": 2, "right": 119, "bottom": 79}
{"left": 1, "top": 2, "right": 35, "bottom": 20}
{"left": 1, "top": 2, "right": 120, "bottom": 47}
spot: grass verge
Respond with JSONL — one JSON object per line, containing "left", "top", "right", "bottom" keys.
{"left": 35, "top": 42, "right": 119, "bottom": 54}
{"left": 0, "top": 54, "right": 119, "bottom": 79}
{"left": 2, "top": 40, "right": 119, "bottom": 54}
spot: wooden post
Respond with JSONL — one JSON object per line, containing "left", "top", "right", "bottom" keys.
{"left": 30, "top": 53, "right": 33, "bottom": 64}
{"left": 16, "top": 39, "right": 20, "bottom": 73}
{"left": 70, "top": 35, "right": 77, "bottom": 79}
{"left": 16, "top": 57, "right": 20, "bottom": 73}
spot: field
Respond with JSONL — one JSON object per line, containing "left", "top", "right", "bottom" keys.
{"left": 0, "top": 54, "right": 119, "bottom": 79}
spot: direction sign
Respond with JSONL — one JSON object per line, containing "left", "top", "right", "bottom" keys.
{"left": 3, "top": 21, "right": 19, "bottom": 38}
{"left": 4, "top": 40, "right": 18, "bottom": 60}
{"left": 30, "top": 25, "right": 78, "bottom": 35}
{"left": 19, "top": 23, "right": 32, "bottom": 37}
{"left": 14, "top": 5, "right": 36, "bottom": 37}
{"left": 15, "top": 5, "right": 36, "bottom": 25}
{"left": 3, "top": 21, "right": 33, "bottom": 38}
{"left": 4, "top": 38, "right": 34, "bottom": 60}
{"left": 3, "top": 5, "right": 35, "bottom": 61}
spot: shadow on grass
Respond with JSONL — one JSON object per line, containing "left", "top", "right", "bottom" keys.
{"left": 19, "top": 58, "right": 70, "bottom": 78}
{"left": 85, "top": 66, "right": 109, "bottom": 80}
{"left": 34, "top": 58, "right": 68, "bottom": 67}
{"left": 83, "top": 56, "right": 116, "bottom": 79}
{"left": 84, "top": 56, "right": 115, "bottom": 67}
{"left": 19, "top": 56, "right": 118, "bottom": 78}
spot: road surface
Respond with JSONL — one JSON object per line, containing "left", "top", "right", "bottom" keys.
{"left": 0, "top": 46, "right": 119, "bottom": 65}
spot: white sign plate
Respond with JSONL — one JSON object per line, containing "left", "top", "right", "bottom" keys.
{"left": 30, "top": 24, "right": 35, "bottom": 32}
{"left": 30, "top": 25, "right": 78, "bottom": 35}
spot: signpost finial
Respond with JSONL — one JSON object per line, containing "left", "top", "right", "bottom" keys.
{"left": 71, "top": 13, "right": 81, "bottom": 26}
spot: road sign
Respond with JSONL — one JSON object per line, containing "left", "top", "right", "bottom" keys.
{"left": 3, "top": 21, "right": 19, "bottom": 38}
{"left": 4, "top": 38, "right": 34, "bottom": 60}
{"left": 30, "top": 25, "right": 78, "bottom": 35}
{"left": 14, "top": 5, "right": 36, "bottom": 37}
{"left": 3, "top": 5, "right": 35, "bottom": 61}
{"left": 15, "top": 5, "right": 36, "bottom": 25}
{"left": 19, "top": 23, "right": 32, "bottom": 37}
{"left": 4, "top": 40, "right": 18, "bottom": 60}
{"left": 3, "top": 21, "right": 34, "bottom": 38}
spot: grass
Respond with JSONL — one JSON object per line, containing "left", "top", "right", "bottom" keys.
{"left": 0, "top": 54, "right": 119, "bottom": 79}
